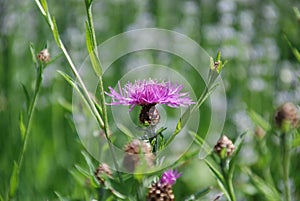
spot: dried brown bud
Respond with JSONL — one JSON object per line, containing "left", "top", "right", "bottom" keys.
{"left": 147, "top": 181, "right": 175, "bottom": 201}
{"left": 123, "top": 139, "right": 155, "bottom": 172}
{"left": 94, "top": 163, "right": 112, "bottom": 183}
{"left": 37, "top": 49, "right": 50, "bottom": 62}
{"left": 255, "top": 127, "right": 266, "bottom": 139}
{"left": 214, "top": 135, "right": 235, "bottom": 158}
{"left": 274, "top": 102, "right": 299, "bottom": 130}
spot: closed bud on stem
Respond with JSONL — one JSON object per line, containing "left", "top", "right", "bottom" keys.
{"left": 123, "top": 139, "right": 155, "bottom": 172}
{"left": 37, "top": 49, "right": 50, "bottom": 62}
{"left": 147, "top": 182, "right": 174, "bottom": 201}
{"left": 274, "top": 102, "right": 299, "bottom": 132}
{"left": 147, "top": 170, "right": 181, "bottom": 201}
{"left": 94, "top": 163, "right": 112, "bottom": 184}
{"left": 214, "top": 135, "right": 235, "bottom": 158}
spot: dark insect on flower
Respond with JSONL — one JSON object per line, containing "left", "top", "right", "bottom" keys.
{"left": 105, "top": 79, "right": 194, "bottom": 125}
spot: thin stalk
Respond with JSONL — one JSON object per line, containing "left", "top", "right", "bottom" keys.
{"left": 84, "top": 1, "right": 122, "bottom": 181}
{"left": 35, "top": 0, "right": 122, "bottom": 181}
{"left": 281, "top": 133, "right": 291, "bottom": 201}
{"left": 10, "top": 63, "right": 43, "bottom": 199}
{"left": 220, "top": 159, "right": 236, "bottom": 201}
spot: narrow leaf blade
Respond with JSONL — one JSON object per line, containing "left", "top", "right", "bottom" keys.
{"left": 19, "top": 112, "right": 26, "bottom": 140}
{"left": 21, "top": 84, "right": 30, "bottom": 112}
{"left": 9, "top": 162, "right": 19, "bottom": 197}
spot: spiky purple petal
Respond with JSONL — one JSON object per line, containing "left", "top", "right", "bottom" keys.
{"left": 105, "top": 79, "right": 194, "bottom": 110}
{"left": 160, "top": 169, "right": 182, "bottom": 185}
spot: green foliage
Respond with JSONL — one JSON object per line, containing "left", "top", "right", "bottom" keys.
{"left": 1, "top": 0, "right": 300, "bottom": 200}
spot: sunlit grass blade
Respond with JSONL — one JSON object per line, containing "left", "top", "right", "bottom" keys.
{"left": 21, "top": 83, "right": 30, "bottom": 112}
{"left": 54, "top": 191, "right": 68, "bottom": 201}
{"left": 284, "top": 35, "right": 300, "bottom": 63}
{"left": 85, "top": 22, "right": 102, "bottom": 77}
{"left": 29, "top": 43, "right": 37, "bottom": 65}
{"left": 9, "top": 162, "right": 19, "bottom": 197}
{"left": 248, "top": 109, "right": 271, "bottom": 132}
{"left": 228, "top": 131, "right": 247, "bottom": 180}
{"left": 19, "top": 112, "right": 26, "bottom": 140}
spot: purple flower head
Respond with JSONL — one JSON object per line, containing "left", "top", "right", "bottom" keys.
{"left": 160, "top": 169, "right": 182, "bottom": 185}
{"left": 105, "top": 79, "right": 195, "bottom": 111}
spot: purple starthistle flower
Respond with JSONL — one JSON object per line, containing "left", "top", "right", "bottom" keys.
{"left": 105, "top": 79, "right": 194, "bottom": 110}
{"left": 105, "top": 79, "right": 195, "bottom": 125}
{"left": 160, "top": 169, "right": 182, "bottom": 186}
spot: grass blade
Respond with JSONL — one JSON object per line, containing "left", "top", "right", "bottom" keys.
{"left": 9, "top": 162, "right": 19, "bottom": 197}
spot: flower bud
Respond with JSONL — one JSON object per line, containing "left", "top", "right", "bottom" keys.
{"left": 214, "top": 135, "right": 235, "bottom": 158}
{"left": 123, "top": 139, "right": 155, "bottom": 172}
{"left": 94, "top": 163, "right": 112, "bottom": 184}
{"left": 147, "top": 182, "right": 175, "bottom": 201}
{"left": 274, "top": 102, "right": 299, "bottom": 131}
{"left": 37, "top": 48, "right": 50, "bottom": 62}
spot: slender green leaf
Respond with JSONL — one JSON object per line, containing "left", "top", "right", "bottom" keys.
{"left": 243, "top": 168, "right": 281, "bottom": 201}
{"left": 81, "top": 151, "right": 95, "bottom": 175}
{"left": 29, "top": 43, "right": 37, "bottom": 64}
{"left": 104, "top": 179, "right": 126, "bottom": 199}
{"left": 292, "top": 134, "right": 300, "bottom": 148}
{"left": 85, "top": 21, "right": 93, "bottom": 53}
{"left": 284, "top": 35, "right": 300, "bottom": 63}
{"left": 52, "top": 17, "right": 61, "bottom": 48}
{"left": 0, "top": 195, "right": 4, "bottom": 201}
{"left": 248, "top": 109, "right": 271, "bottom": 132}
{"left": 21, "top": 83, "right": 30, "bottom": 112}
{"left": 40, "top": 0, "right": 48, "bottom": 14}
{"left": 85, "top": 22, "right": 102, "bottom": 77}
{"left": 204, "top": 159, "right": 224, "bottom": 183}
{"left": 216, "top": 179, "right": 230, "bottom": 201}
{"left": 74, "top": 164, "right": 90, "bottom": 178}
{"left": 184, "top": 186, "right": 212, "bottom": 201}
{"left": 19, "top": 112, "right": 26, "bottom": 140}
{"left": 228, "top": 131, "right": 247, "bottom": 179}
{"left": 9, "top": 162, "right": 19, "bottom": 197}
{"left": 54, "top": 192, "right": 68, "bottom": 201}
{"left": 294, "top": 7, "right": 300, "bottom": 20}
{"left": 117, "top": 124, "right": 134, "bottom": 138}
{"left": 165, "top": 118, "right": 181, "bottom": 146}
{"left": 189, "top": 131, "right": 212, "bottom": 155}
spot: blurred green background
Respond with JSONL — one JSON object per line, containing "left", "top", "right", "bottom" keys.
{"left": 0, "top": 0, "right": 300, "bottom": 200}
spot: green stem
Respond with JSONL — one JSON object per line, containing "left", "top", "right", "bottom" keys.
{"left": 84, "top": 1, "right": 122, "bottom": 182}
{"left": 281, "top": 133, "right": 291, "bottom": 201}
{"left": 220, "top": 159, "right": 236, "bottom": 201}
{"left": 10, "top": 63, "right": 43, "bottom": 199}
